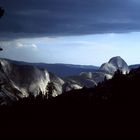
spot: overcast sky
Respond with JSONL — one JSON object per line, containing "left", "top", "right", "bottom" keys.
{"left": 0, "top": 0, "right": 140, "bottom": 66}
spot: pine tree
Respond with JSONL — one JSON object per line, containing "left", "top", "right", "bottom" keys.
{"left": 46, "top": 82, "right": 56, "bottom": 99}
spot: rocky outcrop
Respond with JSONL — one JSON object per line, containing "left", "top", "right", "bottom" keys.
{"left": 0, "top": 59, "right": 64, "bottom": 104}
{"left": 100, "top": 56, "right": 129, "bottom": 74}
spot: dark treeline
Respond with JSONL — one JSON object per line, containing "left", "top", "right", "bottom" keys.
{"left": 0, "top": 68, "right": 140, "bottom": 136}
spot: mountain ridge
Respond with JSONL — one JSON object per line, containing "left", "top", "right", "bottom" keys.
{"left": 0, "top": 58, "right": 98, "bottom": 77}
{"left": 0, "top": 56, "right": 130, "bottom": 105}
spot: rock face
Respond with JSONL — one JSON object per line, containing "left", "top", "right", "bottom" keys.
{"left": 0, "top": 59, "right": 50, "bottom": 96}
{"left": 100, "top": 56, "right": 130, "bottom": 74}
{"left": 63, "top": 72, "right": 97, "bottom": 92}
{"left": 49, "top": 72, "right": 65, "bottom": 97}
{"left": 62, "top": 81, "right": 82, "bottom": 92}
{"left": 100, "top": 63, "right": 117, "bottom": 75}
{"left": 0, "top": 59, "right": 64, "bottom": 104}
{"left": 92, "top": 72, "right": 113, "bottom": 83}
{"left": 63, "top": 71, "right": 113, "bottom": 91}
{"left": 64, "top": 56, "right": 129, "bottom": 90}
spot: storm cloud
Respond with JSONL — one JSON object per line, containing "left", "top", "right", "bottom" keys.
{"left": 1, "top": 0, "right": 140, "bottom": 38}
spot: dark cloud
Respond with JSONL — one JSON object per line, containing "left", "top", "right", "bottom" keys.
{"left": 0, "top": 0, "right": 140, "bottom": 38}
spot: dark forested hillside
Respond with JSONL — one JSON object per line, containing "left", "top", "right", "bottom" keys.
{"left": 0, "top": 68, "right": 140, "bottom": 136}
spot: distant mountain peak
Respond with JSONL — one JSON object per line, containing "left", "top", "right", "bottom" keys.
{"left": 109, "top": 56, "right": 122, "bottom": 59}
{"left": 100, "top": 56, "right": 129, "bottom": 74}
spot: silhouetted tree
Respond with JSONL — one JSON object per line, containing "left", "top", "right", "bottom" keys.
{"left": 0, "top": 7, "right": 4, "bottom": 18}
{"left": 0, "top": 7, "right": 4, "bottom": 51}
{"left": 104, "top": 76, "right": 107, "bottom": 82}
{"left": 46, "top": 82, "right": 56, "bottom": 99}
